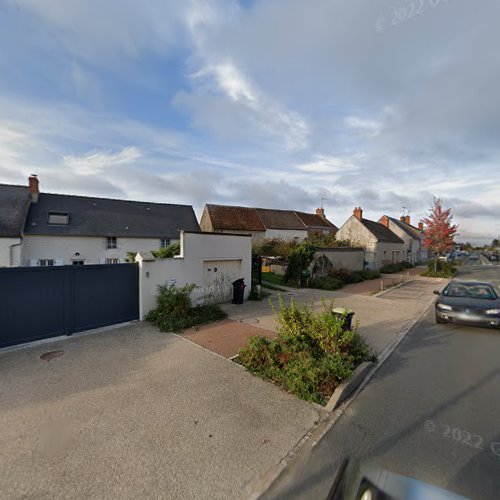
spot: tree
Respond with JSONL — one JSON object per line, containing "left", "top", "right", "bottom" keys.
{"left": 492, "top": 239, "right": 500, "bottom": 248}
{"left": 422, "top": 199, "right": 458, "bottom": 271}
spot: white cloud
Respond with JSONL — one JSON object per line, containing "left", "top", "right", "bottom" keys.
{"left": 63, "top": 147, "right": 141, "bottom": 175}
{"left": 296, "top": 154, "right": 363, "bottom": 174}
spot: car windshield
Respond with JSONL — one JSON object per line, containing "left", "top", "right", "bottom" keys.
{"left": 443, "top": 283, "right": 497, "bottom": 299}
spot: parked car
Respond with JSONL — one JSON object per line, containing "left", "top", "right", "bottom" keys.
{"left": 468, "top": 254, "right": 480, "bottom": 261}
{"left": 434, "top": 281, "right": 500, "bottom": 328}
{"left": 490, "top": 254, "right": 499, "bottom": 262}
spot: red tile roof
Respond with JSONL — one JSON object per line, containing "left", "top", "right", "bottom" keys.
{"left": 205, "top": 204, "right": 337, "bottom": 232}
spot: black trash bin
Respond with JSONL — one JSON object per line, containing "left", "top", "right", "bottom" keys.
{"left": 232, "top": 278, "right": 246, "bottom": 304}
{"left": 332, "top": 307, "right": 354, "bottom": 331}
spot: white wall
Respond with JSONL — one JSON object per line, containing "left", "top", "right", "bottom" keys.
{"left": 264, "top": 228, "right": 308, "bottom": 241}
{"left": 374, "top": 242, "right": 406, "bottom": 269}
{"left": 137, "top": 231, "right": 252, "bottom": 319}
{"left": 21, "top": 235, "right": 179, "bottom": 266}
{"left": 312, "top": 248, "right": 365, "bottom": 272}
{"left": 0, "top": 238, "right": 22, "bottom": 267}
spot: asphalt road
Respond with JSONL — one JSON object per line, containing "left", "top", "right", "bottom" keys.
{"left": 263, "top": 258, "right": 500, "bottom": 500}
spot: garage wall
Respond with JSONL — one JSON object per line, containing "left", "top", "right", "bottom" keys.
{"left": 0, "top": 238, "right": 21, "bottom": 267}
{"left": 137, "top": 231, "right": 252, "bottom": 319}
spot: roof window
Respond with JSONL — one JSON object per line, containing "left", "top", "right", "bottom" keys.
{"left": 48, "top": 212, "right": 69, "bottom": 225}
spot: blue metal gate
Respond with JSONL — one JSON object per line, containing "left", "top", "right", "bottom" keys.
{"left": 0, "top": 264, "right": 139, "bottom": 348}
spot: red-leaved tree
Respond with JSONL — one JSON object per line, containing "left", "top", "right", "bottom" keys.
{"left": 422, "top": 198, "right": 458, "bottom": 258}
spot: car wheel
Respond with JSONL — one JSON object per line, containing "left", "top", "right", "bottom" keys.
{"left": 436, "top": 314, "right": 446, "bottom": 324}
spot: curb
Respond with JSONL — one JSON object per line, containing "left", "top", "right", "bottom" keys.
{"left": 325, "top": 361, "right": 375, "bottom": 411}
{"left": 247, "top": 293, "right": 439, "bottom": 500}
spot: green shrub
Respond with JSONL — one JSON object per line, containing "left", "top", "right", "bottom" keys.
{"left": 152, "top": 243, "right": 181, "bottom": 259}
{"left": 354, "top": 269, "right": 381, "bottom": 280}
{"left": 238, "top": 297, "right": 373, "bottom": 404}
{"left": 308, "top": 276, "right": 344, "bottom": 290}
{"left": 147, "top": 283, "right": 226, "bottom": 332}
{"left": 421, "top": 259, "right": 457, "bottom": 278}
{"left": 380, "top": 261, "right": 413, "bottom": 274}
{"left": 327, "top": 268, "right": 354, "bottom": 283}
{"left": 285, "top": 242, "right": 316, "bottom": 285}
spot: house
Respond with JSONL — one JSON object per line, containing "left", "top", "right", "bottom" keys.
{"left": 378, "top": 215, "right": 428, "bottom": 264}
{"left": 0, "top": 175, "right": 200, "bottom": 267}
{"left": 336, "top": 207, "right": 405, "bottom": 270}
{"left": 199, "top": 204, "right": 338, "bottom": 242}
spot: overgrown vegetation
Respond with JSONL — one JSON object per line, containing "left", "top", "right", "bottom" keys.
{"left": 238, "top": 297, "right": 373, "bottom": 405}
{"left": 420, "top": 259, "right": 457, "bottom": 278}
{"left": 152, "top": 243, "right": 181, "bottom": 259}
{"left": 379, "top": 261, "right": 413, "bottom": 274}
{"left": 284, "top": 241, "right": 316, "bottom": 285}
{"left": 147, "top": 283, "right": 226, "bottom": 332}
{"left": 248, "top": 287, "right": 271, "bottom": 301}
{"left": 308, "top": 276, "right": 344, "bottom": 290}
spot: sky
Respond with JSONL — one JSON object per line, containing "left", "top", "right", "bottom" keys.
{"left": 0, "top": 0, "right": 499, "bottom": 244}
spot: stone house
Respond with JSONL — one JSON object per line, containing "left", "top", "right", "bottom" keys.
{"left": 336, "top": 207, "right": 405, "bottom": 270}
{"left": 378, "top": 215, "right": 428, "bottom": 264}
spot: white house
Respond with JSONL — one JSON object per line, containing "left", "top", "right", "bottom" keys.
{"left": 336, "top": 207, "right": 405, "bottom": 270}
{"left": 0, "top": 175, "right": 200, "bottom": 267}
{"left": 378, "top": 215, "right": 428, "bottom": 264}
{"left": 199, "top": 204, "right": 338, "bottom": 242}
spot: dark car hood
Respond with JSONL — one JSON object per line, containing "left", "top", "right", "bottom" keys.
{"left": 438, "top": 296, "right": 500, "bottom": 310}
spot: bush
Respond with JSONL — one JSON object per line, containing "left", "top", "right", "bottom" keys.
{"left": 285, "top": 242, "right": 316, "bottom": 285}
{"left": 147, "top": 283, "right": 226, "bottom": 332}
{"left": 327, "top": 268, "right": 354, "bottom": 283}
{"left": 421, "top": 259, "right": 457, "bottom": 278}
{"left": 152, "top": 243, "right": 181, "bottom": 259}
{"left": 379, "top": 261, "right": 413, "bottom": 274}
{"left": 252, "top": 238, "right": 298, "bottom": 259}
{"left": 238, "top": 297, "right": 373, "bottom": 405}
{"left": 308, "top": 276, "right": 344, "bottom": 290}
{"left": 354, "top": 269, "right": 381, "bottom": 281}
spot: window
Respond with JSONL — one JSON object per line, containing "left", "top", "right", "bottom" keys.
{"left": 48, "top": 212, "right": 69, "bottom": 225}
{"left": 72, "top": 260, "right": 84, "bottom": 266}
{"left": 106, "top": 237, "right": 117, "bottom": 249}
{"left": 105, "top": 258, "right": 120, "bottom": 264}
{"left": 160, "top": 237, "right": 171, "bottom": 248}
{"left": 38, "top": 259, "right": 55, "bottom": 266}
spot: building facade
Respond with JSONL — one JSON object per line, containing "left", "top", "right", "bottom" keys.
{"left": 0, "top": 176, "right": 200, "bottom": 267}
{"left": 336, "top": 207, "right": 405, "bottom": 270}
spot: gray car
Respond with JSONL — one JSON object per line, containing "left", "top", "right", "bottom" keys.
{"left": 434, "top": 280, "right": 500, "bottom": 328}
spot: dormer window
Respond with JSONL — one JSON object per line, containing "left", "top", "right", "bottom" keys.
{"left": 160, "top": 238, "right": 171, "bottom": 248}
{"left": 48, "top": 212, "right": 69, "bottom": 225}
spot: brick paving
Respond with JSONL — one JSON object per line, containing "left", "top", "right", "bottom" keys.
{"left": 181, "top": 318, "right": 276, "bottom": 358}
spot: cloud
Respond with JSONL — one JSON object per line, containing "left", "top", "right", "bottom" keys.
{"left": 63, "top": 147, "right": 142, "bottom": 175}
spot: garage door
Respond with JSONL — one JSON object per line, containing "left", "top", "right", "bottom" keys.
{"left": 203, "top": 260, "right": 242, "bottom": 303}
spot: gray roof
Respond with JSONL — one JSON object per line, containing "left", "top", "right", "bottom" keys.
{"left": 24, "top": 192, "right": 199, "bottom": 238}
{"left": 388, "top": 217, "right": 422, "bottom": 240}
{"left": 0, "top": 184, "right": 30, "bottom": 237}
{"left": 359, "top": 218, "right": 404, "bottom": 244}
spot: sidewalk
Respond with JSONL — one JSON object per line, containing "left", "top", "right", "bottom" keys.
{"left": 0, "top": 323, "right": 319, "bottom": 499}
{"left": 183, "top": 276, "right": 445, "bottom": 358}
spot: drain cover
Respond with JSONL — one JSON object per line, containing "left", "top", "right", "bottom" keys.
{"left": 40, "top": 350, "right": 64, "bottom": 361}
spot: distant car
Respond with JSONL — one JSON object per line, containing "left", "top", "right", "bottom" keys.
{"left": 490, "top": 254, "right": 499, "bottom": 262}
{"left": 468, "top": 254, "right": 480, "bottom": 261}
{"left": 435, "top": 281, "right": 500, "bottom": 328}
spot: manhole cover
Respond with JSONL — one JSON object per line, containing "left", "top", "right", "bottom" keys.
{"left": 40, "top": 350, "right": 64, "bottom": 361}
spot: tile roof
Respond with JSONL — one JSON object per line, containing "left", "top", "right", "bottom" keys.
{"left": 23, "top": 192, "right": 200, "bottom": 238}
{"left": 205, "top": 204, "right": 266, "bottom": 232}
{"left": 255, "top": 208, "right": 306, "bottom": 230}
{"left": 0, "top": 184, "right": 30, "bottom": 237}
{"left": 205, "top": 204, "right": 338, "bottom": 232}
{"left": 294, "top": 211, "right": 338, "bottom": 231}
{"left": 359, "top": 218, "right": 405, "bottom": 244}
{"left": 388, "top": 217, "right": 422, "bottom": 239}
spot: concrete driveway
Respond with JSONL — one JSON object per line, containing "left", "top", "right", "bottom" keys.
{"left": 0, "top": 323, "right": 319, "bottom": 499}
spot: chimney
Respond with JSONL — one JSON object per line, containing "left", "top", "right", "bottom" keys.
{"left": 400, "top": 215, "right": 411, "bottom": 225}
{"left": 28, "top": 174, "right": 39, "bottom": 203}
{"left": 316, "top": 207, "right": 325, "bottom": 220}
{"left": 353, "top": 206, "right": 363, "bottom": 220}
{"left": 418, "top": 221, "right": 424, "bottom": 231}
{"left": 379, "top": 215, "right": 389, "bottom": 228}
